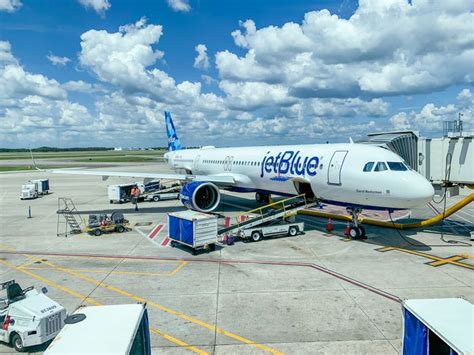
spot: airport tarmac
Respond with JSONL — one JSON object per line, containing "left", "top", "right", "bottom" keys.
{"left": 0, "top": 163, "right": 473, "bottom": 354}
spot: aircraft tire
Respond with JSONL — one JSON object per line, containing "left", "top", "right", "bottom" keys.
{"left": 349, "top": 227, "right": 360, "bottom": 239}
{"left": 357, "top": 226, "right": 366, "bottom": 239}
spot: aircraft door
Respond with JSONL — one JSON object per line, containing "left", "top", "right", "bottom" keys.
{"left": 193, "top": 155, "right": 201, "bottom": 173}
{"left": 327, "top": 150, "right": 348, "bottom": 185}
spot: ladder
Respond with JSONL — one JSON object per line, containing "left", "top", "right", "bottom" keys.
{"left": 218, "top": 194, "right": 318, "bottom": 235}
{"left": 57, "top": 197, "right": 83, "bottom": 237}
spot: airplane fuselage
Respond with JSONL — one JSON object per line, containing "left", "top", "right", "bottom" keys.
{"left": 165, "top": 143, "right": 434, "bottom": 210}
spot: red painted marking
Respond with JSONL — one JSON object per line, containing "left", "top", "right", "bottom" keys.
{"left": 148, "top": 224, "right": 164, "bottom": 240}
{"left": 224, "top": 217, "right": 230, "bottom": 227}
{"left": 160, "top": 237, "right": 170, "bottom": 247}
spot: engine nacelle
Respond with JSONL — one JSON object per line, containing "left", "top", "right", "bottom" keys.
{"left": 180, "top": 181, "right": 220, "bottom": 213}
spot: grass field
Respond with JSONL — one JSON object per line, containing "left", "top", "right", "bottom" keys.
{"left": 0, "top": 166, "right": 71, "bottom": 172}
{"left": 0, "top": 150, "right": 166, "bottom": 161}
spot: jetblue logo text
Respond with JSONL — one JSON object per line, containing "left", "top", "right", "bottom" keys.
{"left": 260, "top": 151, "right": 319, "bottom": 178}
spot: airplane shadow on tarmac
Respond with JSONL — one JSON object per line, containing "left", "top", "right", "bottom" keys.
{"left": 220, "top": 194, "right": 474, "bottom": 251}
{"left": 70, "top": 193, "right": 472, "bottom": 252}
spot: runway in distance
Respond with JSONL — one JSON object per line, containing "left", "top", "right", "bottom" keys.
{"left": 52, "top": 112, "right": 435, "bottom": 230}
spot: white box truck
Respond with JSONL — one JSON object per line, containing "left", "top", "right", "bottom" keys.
{"left": 20, "top": 183, "right": 38, "bottom": 200}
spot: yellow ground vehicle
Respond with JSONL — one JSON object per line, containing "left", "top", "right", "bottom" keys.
{"left": 84, "top": 212, "right": 130, "bottom": 236}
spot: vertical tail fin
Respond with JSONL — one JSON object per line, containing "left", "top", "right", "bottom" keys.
{"left": 164, "top": 111, "right": 182, "bottom": 151}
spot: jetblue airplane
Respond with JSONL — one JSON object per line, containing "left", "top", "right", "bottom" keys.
{"left": 52, "top": 112, "right": 434, "bottom": 238}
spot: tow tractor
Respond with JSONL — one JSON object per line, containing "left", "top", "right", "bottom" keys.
{"left": 0, "top": 280, "right": 66, "bottom": 352}
{"left": 84, "top": 211, "right": 130, "bottom": 236}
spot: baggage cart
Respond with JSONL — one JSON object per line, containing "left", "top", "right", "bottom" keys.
{"left": 168, "top": 211, "right": 217, "bottom": 254}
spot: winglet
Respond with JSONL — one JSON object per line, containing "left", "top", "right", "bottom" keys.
{"left": 164, "top": 111, "right": 182, "bottom": 151}
{"left": 349, "top": 137, "right": 354, "bottom": 144}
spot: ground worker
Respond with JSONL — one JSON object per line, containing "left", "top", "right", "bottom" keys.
{"left": 131, "top": 185, "right": 141, "bottom": 211}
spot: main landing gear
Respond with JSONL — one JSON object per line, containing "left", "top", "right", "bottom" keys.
{"left": 255, "top": 192, "right": 270, "bottom": 204}
{"left": 347, "top": 208, "right": 366, "bottom": 239}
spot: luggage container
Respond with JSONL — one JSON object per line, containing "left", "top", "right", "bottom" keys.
{"left": 108, "top": 184, "right": 135, "bottom": 204}
{"left": 402, "top": 298, "right": 473, "bottom": 355}
{"left": 30, "top": 179, "right": 49, "bottom": 195}
{"left": 168, "top": 211, "right": 218, "bottom": 254}
{"left": 45, "top": 303, "right": 150, "bottom": 355}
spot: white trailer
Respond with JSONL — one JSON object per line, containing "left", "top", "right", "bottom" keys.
{"left": 238, "top": 220, "right": 304, "bottom": 242}
{"left": 168, "top": 211, "right": 218, "bottom": 254}
{"left": 45, "top": 303, "right": 150, "bottom": 354}
{"left": 0, "top": 280, "right": 66, "bottom": 352}
{"left": 108, "top": 183, "right": 134, "bottom": 204}
{"left": 29, "top": 179, "right": 49, "bottom": 195}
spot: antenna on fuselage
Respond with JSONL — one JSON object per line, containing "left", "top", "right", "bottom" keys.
{"left": 349, "top": 137, "right": 354, "bottom": 144}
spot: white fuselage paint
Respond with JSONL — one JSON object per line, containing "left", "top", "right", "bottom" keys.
{"left": 165, "top": 143, "right": 434, "bottom": 210}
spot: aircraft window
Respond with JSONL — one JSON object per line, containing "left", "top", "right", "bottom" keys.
{"left": 387, "top": 162, "right": 408, "bottom": 171}
{"left": 258, "top": 162, "right": 260, "bottom": 166}
{"left": 374, "top": 162, "right": 388, "bottom": 172}
{"left": 320, "top": 164, "right": 323, "bottom": 169}
{"left": 363, "top": 162, "right": 374, "bottom": 172}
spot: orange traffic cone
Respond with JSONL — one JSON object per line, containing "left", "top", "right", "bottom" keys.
{"left": 222, "top": 234, "right": 228, "bottom": 243}
{"left": 327, "top": 218, "right": 333, "bottom": 233}
{"left": 345, "top": 223, "right": 351, "bottom": 236}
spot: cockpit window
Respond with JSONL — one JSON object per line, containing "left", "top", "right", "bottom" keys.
{"left": 387, "top": 162, "right": 408, "bottom": 171}
{"left": 363, "top": 162, "right": 374, "bottom": 172}
{"left": 374, "top": 162, "right": 388, "bottom": 172}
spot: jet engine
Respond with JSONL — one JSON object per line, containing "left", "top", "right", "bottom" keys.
{"left": 180, "top": 181, "right": 220, "bottom": 213}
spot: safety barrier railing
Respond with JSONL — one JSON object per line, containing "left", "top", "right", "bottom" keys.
{"left": 234, "top": 193, "right": 309, "bottom": 229}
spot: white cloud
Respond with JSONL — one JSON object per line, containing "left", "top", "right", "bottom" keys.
{"left": 193, "top": 44, "right": 209, "bottom": 70}
{"left": 166, "top": 0, "right": 190, "bottom": 12}
{"left": 78, "top": 0, "right": 111, "bottom": 16}
{"left": 47, "top": 53, "right": 71, "bottom": 66}
{"left": 201, "top": 75, "right": 217, "bottom": 85}
{"left": 0, "top": 0, "right": 21, "bottom": 12}
{"left": 216, "top": 0, "right": 474, "bottom": 99}
{"left": 62, "top": 80, "right": 107, "bottom": 93}
{"left": 79, "top": 18, "right": 164, "bottom": 92}
{"left": 390, "top": 89, "right": 473, "bottom": 132}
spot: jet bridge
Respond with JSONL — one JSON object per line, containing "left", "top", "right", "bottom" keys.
{"left": 359, "top": 129, "right": 474, "bottom": 192}
{"left": 218, "top": 194, "right": 318, "bottom": 235}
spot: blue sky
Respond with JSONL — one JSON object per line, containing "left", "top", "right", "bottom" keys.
{"left": 0, "top": 0, "right": 473, "bottom": 148}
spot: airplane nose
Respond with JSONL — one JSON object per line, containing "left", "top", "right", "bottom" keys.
{"left": 414, "top": 176, "right": 435, "bottom": 205}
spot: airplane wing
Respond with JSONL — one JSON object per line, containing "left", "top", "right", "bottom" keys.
{"left": 49, "top": 169, "right": 236, "bottom": 185}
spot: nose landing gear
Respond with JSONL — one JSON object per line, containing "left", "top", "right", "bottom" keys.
{"left": 347, "top": 208, "right": 367, "bottom": 239}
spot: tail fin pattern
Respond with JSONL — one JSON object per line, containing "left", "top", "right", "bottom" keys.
{"left": 164, "top": 111, "right": 182, "bottom": 151}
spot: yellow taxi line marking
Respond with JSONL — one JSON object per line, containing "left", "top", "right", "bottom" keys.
{"left": 0, "top": 259, "right": 101, "bottom": 306}
{"left": 428, "top": 256, "right": 464, "bottom": 267}
{"left": 21, "top": 266, "right": 173, "bottom": 276}
{"left": 376, "top": 247, "right": 474, "bottom": 270}
{"left": 168, "top": 261, "right": 188, "bottom": 276}
{"left": 40, "top": 260, "right": 282, "bottom": 354}
{"left": 3, "top": 252, "right": 208, "bottom": 355}
{"left": 25, "top": 253, "right": 181, "bottom": 264}
{"left": 16, "top": 259, "right": 41, "bottom": 269}
{"left": 150, "top": 328, "right": 208, "bottom": 355}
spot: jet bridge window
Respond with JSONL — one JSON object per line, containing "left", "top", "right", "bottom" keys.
{"left": 374, "top": 162, "right": 388, "bottom": 172}
{"left": 387, "top": 162, "right": 408, "bottom": 171}
{"left": 363, "top": 162, "right": 374, "bottom": 172}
